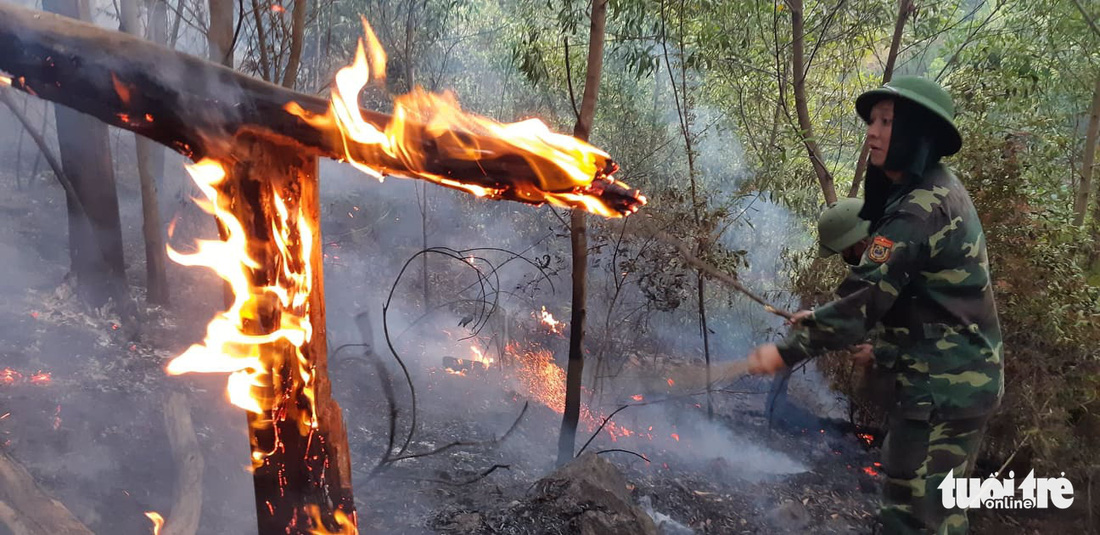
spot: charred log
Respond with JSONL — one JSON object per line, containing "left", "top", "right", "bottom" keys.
{"left": 0, "top": 451, "right": 95, "bottom": 535}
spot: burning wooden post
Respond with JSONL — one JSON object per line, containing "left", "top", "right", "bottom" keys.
{"left": 0, "top": 2, "right": 645, "bottom": 533}
{"left": 196, "top": 135, "right": 354, "bottom": 532}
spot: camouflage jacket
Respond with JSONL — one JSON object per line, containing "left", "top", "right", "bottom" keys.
{"left": 778, "top": 164, "right": 1004, "bottom": 419}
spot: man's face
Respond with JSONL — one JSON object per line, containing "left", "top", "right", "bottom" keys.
{"left": 867, "top": 99, "right": 895, "bottom": 168}
{"left": 841, "top": 238, "right": 871, "bottom": 266}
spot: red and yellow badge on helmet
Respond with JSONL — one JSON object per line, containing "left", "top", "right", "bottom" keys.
{"left": 867, "top": 236, "right": 895, "bottom": 263}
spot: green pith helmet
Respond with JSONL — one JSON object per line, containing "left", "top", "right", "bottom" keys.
{"left": 855, "top": 75, "right": 962, "bottom": 156}
{"left": 817, "top": 198, "right": 870, "bottom": 258}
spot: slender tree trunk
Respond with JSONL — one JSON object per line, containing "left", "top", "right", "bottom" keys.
{"left": 42, "top": 0, "right": 129, "bottom": 311}
{"left": 281, "top": 0, "right": 307, "bottom": 88}
{"left": 850, "top": 0, "right": 912, "bottom": 198}
{"left": 420, "top": 183, "right": 430, "bottom": 308}
{"left": 697, "top": 273, "right": 713, "bottom": 418}
{"left": 1074, "top": 76, "right": 1100, "bottom": 227}
{"left": 1091, "top": 189, "right": 1100, "bottom": 272}
{"left": 121, "top": 0, "right": 171, "bottom": 305}
{"left": 557, "top": 0, "right": 607, "bottom": 466}
{"left": 207, "top": 0, "right": 234, "bottom": 67}
{"left": 788, "top": 0, "right": 836, "bottom": 205}
{"left": 250, "top": 0, "right": 271, "bottom": 81}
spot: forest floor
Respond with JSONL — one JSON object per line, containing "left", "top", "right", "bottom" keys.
{"left": 0, "top": 170, "right": 1089, "bottom": 534}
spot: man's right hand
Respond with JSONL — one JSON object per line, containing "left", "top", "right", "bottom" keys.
{"left": 850, "top": 343, "right": 874, "bottom": 367}
{"left": 785, "top": 309, "right": 813, "bottom": 326}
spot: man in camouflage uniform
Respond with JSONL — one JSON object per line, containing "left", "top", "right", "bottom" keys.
{"left": 746, "top": 76, "right": 1004, "bottom": 534}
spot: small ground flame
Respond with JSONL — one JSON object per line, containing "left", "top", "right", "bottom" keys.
{"left": 1, "top": 368, "right": 21, "bottom": 385}
{"left": 144, "top": 512, "right": 164, "bottom": 535}
{"left": 536, "top": 306, "right": 563, "bottom": 334}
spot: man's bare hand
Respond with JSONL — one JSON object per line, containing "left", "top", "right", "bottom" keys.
{"left": 785, "top": 309, "right": 813, "bottom": 326}
{"left": 850, "top": 343, "right": 874, "bottom": 367}
{"left": 747, "top": 344, "right": 786, "bottom": 375}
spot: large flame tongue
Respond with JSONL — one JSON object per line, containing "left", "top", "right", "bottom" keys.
{"left": 285, "top": 18, "right": 645, "bottom": 218}
{"left": 166, "top": 158, "right": 354, "bottom": 534}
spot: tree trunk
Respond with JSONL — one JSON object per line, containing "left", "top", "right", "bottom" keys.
{"left": 250, "top": 0, "right": 271, "bottom": 82}
{"left": 557, "top": 0, "right": 608, "bottom": 466}
{"left": 788, "top": 0, "right": 836, "bottom": 205}
{"left": 1074, "top": 76, "right": 1100, "bottom": 227}
{"left": 42, "top": 0, "right": 129, "bottom": 311}
{"left": 208, "top": 136, "right": 355, "bottom": 533}
{"left": 1091, "top": 193, "right": 1100, "bottom": 272}
{"left": 122, "top": 0, "right": 171, "bottom": 305}
{"left": 696, "top": 272, "right": 712, "bottom": 418}
{"left": 280, "top": 0, "right": 307, "bottom": 89}
{"left": 850, "top": 0, "right": 912, "bottom": 198}
{"left": 207, "top": 0, "right": 234, "bottom": 67}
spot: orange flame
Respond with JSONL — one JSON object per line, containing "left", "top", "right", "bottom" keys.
{"left": 536, "top": 306, "right": 563, "bottom": 334}
{"left": 28, "top": 371, "right": 51, "bottom": 385}
{"left": 469, "top": 345, "right": 493, "bottom": 366}
{"left": 165, "top": 158, "right": 319, "bottom": 458}
{"left": 0, "top": 74, "right": 11, "bottom": 87}
{"left": 671, "top": 433, "right": 680, "bottom": 442}
{"left": 145, "top": 512, "right": 164, "bottom": 535}
{"left": 284, "top": 18, "right": 644, "bottom": 218}
{"left": 1, "top": 368, "right": 22, "bottom": 385}
{"left": 502, "top": 342, "right": 640, "bottom": 441}
{"left": 306, "top": 506, "right": 358, "bottom": 534}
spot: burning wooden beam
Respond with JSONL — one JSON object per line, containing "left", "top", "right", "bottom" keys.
{"left": 221, "top": 139, "right": 353, "bottom": 533}
{"left": 163, "top": 140, "right": 354, "bottom": 533}
{"left": 0, "top": 1, "right": 644, "bottom": 217}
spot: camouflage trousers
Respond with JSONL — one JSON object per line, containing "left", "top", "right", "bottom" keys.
{"left": 879, "top": 414, "right": 989, "bottom": 534}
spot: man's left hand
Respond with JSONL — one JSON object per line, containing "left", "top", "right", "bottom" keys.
{"left": 747, "top": 344, "right": 786, "bottom": 375}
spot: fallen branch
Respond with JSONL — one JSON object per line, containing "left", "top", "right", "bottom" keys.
{"left": 0, "top": 452, "right": 94, "bottom": 535}
{"left": 378, "top": 464, "right": 511, "bottom": 487}
{"left": 160, "top": 392, "right": 203, "bottom": 535}
{"left": 595, "top": 449, "right": 650, "bottom": 463}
